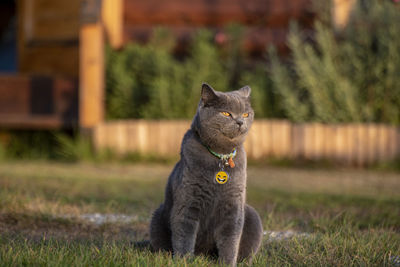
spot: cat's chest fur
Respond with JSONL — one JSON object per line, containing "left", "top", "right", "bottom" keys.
{"left": 171, "top": 130, "right": 247, "bottom": 218}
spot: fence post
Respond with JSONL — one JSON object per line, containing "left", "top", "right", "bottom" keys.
{"left": 79, "top": 0, "right": 104, "bottom": 131}
{"left": 367, "top": 124, "right": 379, "bottom": 165}
{"left": 102, "top": 0, "right": 123, "bottom": 49}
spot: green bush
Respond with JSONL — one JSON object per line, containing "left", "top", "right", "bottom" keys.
{"left": 270, "top": 0, "right": 400, "bottom": 124}
{"left": 105, "top": 26, "right": 278, "bottom": 119}
{"left": 0, "top": 131, "right": 58, "bottom": 160}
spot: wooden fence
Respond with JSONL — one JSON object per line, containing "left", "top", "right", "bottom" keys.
{"left": 94, "top": 120, "right": 400, "bottom": 166}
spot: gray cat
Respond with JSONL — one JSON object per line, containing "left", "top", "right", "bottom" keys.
{"left": 149, "top": 83, "right": 263, "bottom": 266}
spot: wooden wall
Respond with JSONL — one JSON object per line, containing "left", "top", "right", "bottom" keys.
{"left": 10, "top": 0, "right": 104, "bottom": 129}
{"left": 0, "top": 74, "right": 78, "bottom": 129}
{"left": 15, "top": 0, "right": 317, "bottom": 74}
{"left": 94, "top": 120, "right": 400, "bottom": 166}
{"left": 123, "top": 0, "right": 314, "bottom": 54}
{"left": 17, "top": 0, "right": 81, "bottom": 77}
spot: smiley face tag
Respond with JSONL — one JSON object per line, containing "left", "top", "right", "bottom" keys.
{"left": 215, "top": 171, "right": 229, "bottom": 184}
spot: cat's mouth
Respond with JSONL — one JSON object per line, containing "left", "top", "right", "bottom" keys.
{"left": 220, "top": 126, "right": 247, "bottom": 140}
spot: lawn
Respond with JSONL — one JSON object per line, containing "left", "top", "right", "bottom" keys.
{"left": 0, "top": 161, "right": 399, "bottom": 266}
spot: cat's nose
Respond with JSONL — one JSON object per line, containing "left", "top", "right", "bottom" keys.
{"left": 236, "top": 119, "right": 244, "bottom": 126}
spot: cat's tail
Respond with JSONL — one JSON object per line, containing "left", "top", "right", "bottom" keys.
{"left": 132, "top": 240, "right": 152, "bottom": 251}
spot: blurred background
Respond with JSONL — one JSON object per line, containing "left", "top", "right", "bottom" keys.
{"left": 0, "top": 1, "right": 399, "bottom": 265}
{"left": 0, "top": 0, "right": 399, "bottom": 167}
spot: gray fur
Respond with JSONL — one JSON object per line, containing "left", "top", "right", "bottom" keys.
{"left": 149, "top": 83, "right": 263, "bottom": 266}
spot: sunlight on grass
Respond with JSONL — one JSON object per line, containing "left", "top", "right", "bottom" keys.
{"left": 0, "top": 162, "right": 399, "bottom": 266}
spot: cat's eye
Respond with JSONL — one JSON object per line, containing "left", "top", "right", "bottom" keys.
{"left": 221, "top": 111, "right": 231, "bottom": 117}
{"left": 242, "top": 113, "right": 249, "bottom": 118}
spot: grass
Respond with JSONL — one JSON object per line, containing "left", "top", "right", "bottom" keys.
{"left": 0, "top": 161, "right": 399, "bottom": 266}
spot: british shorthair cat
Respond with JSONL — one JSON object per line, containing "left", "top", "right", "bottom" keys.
{"left": 149, "top": 83, "right": 263, "bottom": 266}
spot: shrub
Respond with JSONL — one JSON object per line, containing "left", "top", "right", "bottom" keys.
{"left": 105, "top": 26, "right": 279, "bottom": 119}
{"left": 0, "top": 131, "right": 58, "bottom": 160}
{"left": 270, "top": 0, "right": 400, "bottom": 124}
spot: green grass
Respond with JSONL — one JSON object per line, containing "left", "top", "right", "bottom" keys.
{"left": 0, "top": 162, "right": 399, "bottom": 266}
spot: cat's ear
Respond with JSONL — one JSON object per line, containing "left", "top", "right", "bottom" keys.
{"left": 238, "top": 85, "right": 251, "bottom": 98}
{"left": 201, "top": 83, "right": 219, "bottom": 105}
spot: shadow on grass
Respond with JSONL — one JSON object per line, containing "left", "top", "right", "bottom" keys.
{"left": 0, "top": 212, "right": 149, "bottom": 244}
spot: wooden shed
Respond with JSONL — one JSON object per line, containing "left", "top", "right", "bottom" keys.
{"left": 0, "top": 0, "right": 104, "bottom": 130}
{"left": 0, "top": 0, "right": 355, "bottom": 131}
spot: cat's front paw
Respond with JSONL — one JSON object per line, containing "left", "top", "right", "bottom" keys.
{"left": 218, "top": 258, "right": 238, "bottom": 267}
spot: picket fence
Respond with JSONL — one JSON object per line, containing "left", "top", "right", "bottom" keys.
{"left": 93, "top": 120, "right": 400, "bottom": 166}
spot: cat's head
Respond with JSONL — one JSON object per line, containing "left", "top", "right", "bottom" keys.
{"left": 192, "top": 83, "right": 254, "bottom": 153}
